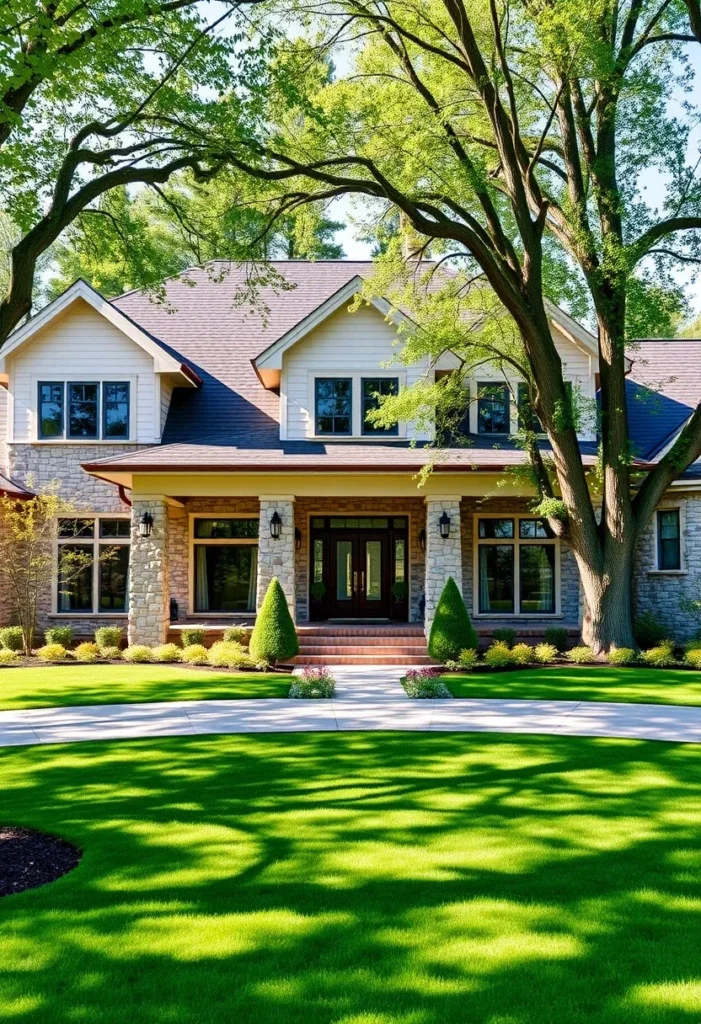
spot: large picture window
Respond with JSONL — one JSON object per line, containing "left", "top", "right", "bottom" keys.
{"left": 476, "top": 516, "right": 557, "bottom": 615}
{"left": 56, "top": 516, "right": 131, "bottom": 614}
{"left": 657, "top": 509, "right": 681, "bottom": 570}
{"left": 38, "top": 381, "right": 131, "bottom": 440}
{"left": 192, "top": 517, "right": 259, "bottom": 613}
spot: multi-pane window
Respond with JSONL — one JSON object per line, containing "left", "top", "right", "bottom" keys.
{"left": 657, "top": 509, "right": 681, "bottom": 570}
{"left": 38, "top": 382, "right": 130, "bottom": 440}
{"left": 477, "top": 516, "right": 557, "bottom": 615}
{"left": 362, "top": 377, "right": 399, "bottom": 435}
{"left": 477, "top": 382, "right": 510, "bottom": 434}
{"left": 56, "top": 517, "right": 131, "bottom": 613}
{"left": 315, "top": 378, "right": 352, "bottom": 435}
{"left": 192, "top": 517, "right": 259, "bottom": 614}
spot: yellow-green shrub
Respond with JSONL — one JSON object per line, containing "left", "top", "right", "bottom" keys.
{"left": 182, "top": 644, "right": 210, "bottom": 665}
{"left": 457, "top": 648, "right": 479, "bottom": 671}
{"left": 511, "top": 643, "right": 534, "bottom": 665}
{"left": 152, "top": 643, "right": 183, "bottom": 663}
{"left": 209, "top": 641, "right": 256, "bottom": 670}
{"left": 567, "top": 645, "right": 596, "bottom": 664}
{"left": 122, "top": 645, "right": 153, "bottom": 663}
{"left": 100, "top": 646, "right": 122, "bottom": 661}
{"left": 36, "top": 643, "right": 68, "bottom": 662}
{"left": 74, "top": 642, "right": 101, "bottom": 663}
{"left": 641, "top": 644, "right": 676, "bottom": 668}
{"left": 484, "top": 642, "right": 515, "bottom": 668}
{"left": 607, "top": 647, "right": 637, "bottom": 666}
{"left": 533, "top": 643, "right": 558, "bottom": 664}
{"left": 0, "top": 647, "right": 20, "bottom": 665}
{"left": 684, "top": 647, "right": 701, "bottom": 669}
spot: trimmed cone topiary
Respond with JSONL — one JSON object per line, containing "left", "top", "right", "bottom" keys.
{"left": 428, "top": 577, "right": 478, "bottom": 663}
{"left": 249, "top": 577, "right": 299, "bottom": 665}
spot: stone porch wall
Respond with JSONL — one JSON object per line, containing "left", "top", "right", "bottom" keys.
{"left": 633, "top": 491, "right": 701, "bottom": 642}
{"left": 293, "top": 496, "right": 426, "bottom": 622}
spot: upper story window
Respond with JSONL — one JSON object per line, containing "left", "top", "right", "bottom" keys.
{"left": 477, "top": 382, "right": 510, "bottom": 434}
{"left": 517, "top": 383, "right": 542, "bottom": 433}
{"left": 38, "top": 381, "right": 130, "bottom": 441}
{"left": 657, "top": 509, "right": 681, "bottom": 570}
{"left": 315, "top": 378, "right": 352, "bottom": 435}
{"left": 362, "top": 377, "right": 399, "bottom": 436}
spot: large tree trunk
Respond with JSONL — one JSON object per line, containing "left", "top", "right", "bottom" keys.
{"left": 576, "top": 539, "right": 637, "bottom": 653}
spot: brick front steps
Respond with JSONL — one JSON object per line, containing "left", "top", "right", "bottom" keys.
{"left": 292, "top": 624, "right": 434, "bottom": 666}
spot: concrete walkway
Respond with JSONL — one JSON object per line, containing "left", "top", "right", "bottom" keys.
{"left": 1, "top": 665, "right": 700, "bottom": 746}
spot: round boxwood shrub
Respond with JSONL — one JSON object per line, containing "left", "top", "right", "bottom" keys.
{"left": 36, "top": 643, "right": 68, "bottom": 662}
{"left": 0, "top": 648, "right": 20, "bottom": 665}
{"left": 94, "top": 626, "right": 124, "bottom": 650}
{"left": 74, "top": 642, "right": 101, "bottom": 663}
{"left": 567, "top": 645, "right": 596, "bottom": 664}
{"left": 607, "top": 647, "right": 637, "bottom": 666}
{"left": 427, "top": 577, "right": 478, "bottom": 663}
{"left": 45, "top": 626, "right": 74, "bottom": 647}
{"left": 685, "top": 648, "right": 701, "bottom": 669}
{"left": 181, "top": 628, "right": 206, "bottom": 648}
{"left": 223, "top": 626, "right": 249, "bottom": 646}
{"left": 544, "top": 626, "right": 569, "bottom": 653}
{"left": 633, "top": 611, "right": 667, "bottom": 650}
{"left": 182, "top": 644, "right": 210, "bottom": 665}
{"left": 0, "top": 626, "right": 24, "bottom": 651}
{"left": 122, "top": 645, "right": 153, "bottom": 663}
{"left": 533, "top": 643, "right": 558, "bottom": 664}
{"left": 152, "top": 643, "right": 183, "bottom": 663}
{"left": 249, "top": 578, "right": 299, "bottom": 665}
{"left": 492, "top": 627, "right": 516, "bottom": 648}
{"left": 484, "top": 641, "right": 515, "bottom": 668}
{"left": 511, "top": 643, "right": 534, "bottom": 665}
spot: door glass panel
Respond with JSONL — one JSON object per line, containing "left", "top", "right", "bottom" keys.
{"left": 394, "top": 539, "right": 406, "bottom": 582}
{"left": 336, "top": 541, "right": 353, "bottom": 600}
{"left": 365, "top": 541, "right": 382, "bottom": 601}
{"left": 313, "top": 539, "right": 324, "bottom": 583}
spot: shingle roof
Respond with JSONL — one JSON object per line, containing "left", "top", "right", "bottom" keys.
{"left": 625, "top": 339, "right": 701, "bottom": 459}
{"left": 0, "top": 473, "right": 33, "bottom": 498}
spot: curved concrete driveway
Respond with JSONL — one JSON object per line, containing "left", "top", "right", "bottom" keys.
{"left": 1, "top": 686, "right": 700, "bottom": 747}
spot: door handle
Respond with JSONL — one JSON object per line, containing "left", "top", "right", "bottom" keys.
{"left": 360, "top": 571, "right": 365, "bottom": 592}
{"left": 353, "top": 571, "right": 358, "bottom": 593}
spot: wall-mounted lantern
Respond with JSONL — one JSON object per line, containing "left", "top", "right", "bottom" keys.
{"left": 295, "top": 527, "right": 302, "bottom": 550}
{"left": 139, "top": 511, "right": 154, "bottom": 538}
{"left": 269, "top": 510, "right": 282, "bottom": 539}
{"left": 439, "top": 511, "right": 451, "bottom": 539}
{"left": 419, "top": 528, "right": 426, "bottom": 551}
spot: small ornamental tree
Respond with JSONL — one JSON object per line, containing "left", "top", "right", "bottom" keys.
{"left": 428, "top": 577, "right": 478, "bottom": 663}
{"left": 0, "top": 489, "right": 94, "bottom": 654}
{"left": 249, "top": 577, "right": 299, "bottom": 666}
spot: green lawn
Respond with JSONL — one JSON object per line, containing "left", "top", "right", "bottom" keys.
{"left": 0, "top": 664, "right": 292, "bottom": 711}
{"left": 1, "top": 732, "right": 700, "bottom": 1023}
{"left": 445, "top": 665, "right": 701, "bottom": 706}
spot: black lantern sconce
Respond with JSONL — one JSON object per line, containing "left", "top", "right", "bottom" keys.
{"left": 139, "top": 511, "right": 154, "bottom": 538}
{"left": 295, "top": 527, "right": 302, "bottom": 550}
{"left": 438, "top": 511, "right": 451, "bottom": 539}
{"left": 269, "top": 510, "right": 282, "bottom": 539}
{"left": 419, "top": 528, "right": 426, "bottom": 551}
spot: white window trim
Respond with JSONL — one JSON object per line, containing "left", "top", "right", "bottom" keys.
{"left": 649, "top": 504, "right": 687, "bottom": 575}
{"left": 32, "top": 374, "right": 137, "bottom": 444}
{"left": 188, "top": 513, "right": 259, "bottom": 618}
{"left": 472, "top": 513, "right": 562, "bottom": 618}
{"left": 306, "top": 370, "right": 407, "bottom": 440}
{"left": 51, "top": 513, "right": 131, "bottom": 617}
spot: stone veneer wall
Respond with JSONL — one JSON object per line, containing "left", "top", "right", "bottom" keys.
{"left": 258, "top": 498, "right": 296, "bottom": 617}
{"left": 633, "top": 492, "right": 701, "bottom": 642}
{"left": 424, "top": 497, "right": 462, "bottom": 628}
{"left": 167, "top": 497, "right": 260, "bottom": 619}
{"left": 293, "top": 497, "right": 426, "bottom": 623}
{"left": 129, "top": 497, "right": 169, "bottom": 645}
{"left": 3, "top": 443, "right": 145, "bottom": 636}
{"left": 460, "top": 497, "right": 582, "bottom": 630}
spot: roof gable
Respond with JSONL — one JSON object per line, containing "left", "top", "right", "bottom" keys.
{"left": 0, "top": 279, "right": 200, "bottom": 386}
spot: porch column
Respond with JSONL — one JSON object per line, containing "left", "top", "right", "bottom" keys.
{"left": 128, "top": 497, "right": 170, "bottom": 646}
{"left": 424, "top": 496, "right": 463, "bottom": 631}
{"left": 257, "top": 496, "right": 296, "bottom": 621}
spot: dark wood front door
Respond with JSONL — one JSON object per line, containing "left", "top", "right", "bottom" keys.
{"left": 328, "top": 531, "right": 391, "bottom": 618}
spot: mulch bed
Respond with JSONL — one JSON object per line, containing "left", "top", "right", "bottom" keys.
{"left": 0, "top": 827, "right": 81, "bottom": 898}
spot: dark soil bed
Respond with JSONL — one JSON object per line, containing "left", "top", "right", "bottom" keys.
{"left": 0, "top": 826, "right": 81, "bottom": 897}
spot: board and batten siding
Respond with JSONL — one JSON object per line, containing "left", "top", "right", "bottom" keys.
{"left": 283, "top": 303, "right": 429, "bottom": 440}
{"left": 8, "top": 299, "right": 159, "bottom": 444}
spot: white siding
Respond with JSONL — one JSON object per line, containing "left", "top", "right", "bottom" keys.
{"left": 9, "top": 299, "right": 158, "bottom": 443}
{"left": 284, "top": 304, "right": 430, "bottom": 439}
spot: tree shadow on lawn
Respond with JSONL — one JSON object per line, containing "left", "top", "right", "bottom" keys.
{"left": 1, "top": 731, "right": 700, "bottom": 1024}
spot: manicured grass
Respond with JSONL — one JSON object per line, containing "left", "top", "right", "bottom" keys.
{"left": 445, "top": 665, "right": 701, "bottom": 706}
{"left": 1, "top": 731, "right": 700, "bottom": 1022}
{"left": 0, "top": 664, "right": 292, "bottom": 711}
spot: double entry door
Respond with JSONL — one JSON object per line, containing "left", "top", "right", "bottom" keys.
{"left": 329, "top": 530, "right": 391, "bottom": 619}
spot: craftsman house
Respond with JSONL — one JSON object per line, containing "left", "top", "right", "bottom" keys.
{"left": 0, "top": 260, "right": 698, "bottom": 661}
